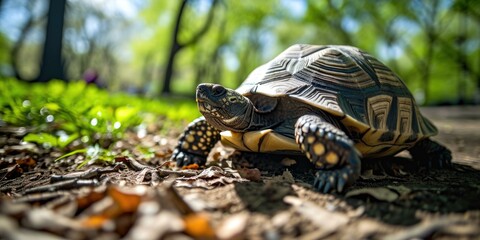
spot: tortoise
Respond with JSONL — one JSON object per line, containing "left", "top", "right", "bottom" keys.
{"left": 171, "top": 44, "right": 451, "bottom": 193}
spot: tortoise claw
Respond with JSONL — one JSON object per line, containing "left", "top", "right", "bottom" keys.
{"left": 313, "top": 169, "right": 346, "bottom": 193}
{"left": 336, "top": 174, "right": 347, "bottom": 192}
{"left": 171, "top": 149, "right": 206, "bottom": 167}
{"left": 313, "top": 153, "right": 360, "bottom": 193}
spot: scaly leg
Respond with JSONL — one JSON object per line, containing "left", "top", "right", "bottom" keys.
{"left": 295, "top": 115, "right": 361, "bottom": 193}
{"left": 171, "top": 117, "right": 221, "bottom": 166}
{"left": 409, "top": 138, "right": 452, "bottom": 168}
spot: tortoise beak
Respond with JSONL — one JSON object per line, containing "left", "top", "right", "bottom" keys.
{"left": 196, "top": 84, "right": 225, "bottom": 106}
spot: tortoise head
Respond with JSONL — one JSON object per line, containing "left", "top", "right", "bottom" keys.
{"left": 196, "top": 83, "right": 253, "bottom": 132}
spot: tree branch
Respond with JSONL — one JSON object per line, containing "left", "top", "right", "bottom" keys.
{"left": 181, "top": 0, "right": 219, "bottom": 48}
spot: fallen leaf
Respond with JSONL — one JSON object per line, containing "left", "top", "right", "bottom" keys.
{"left": 280, "top": 158, "right": 297, "bottom": 166}
{"left": 16, "top": 157, "right": 36, "bottom": 168}
{"left": 174, "top": 166, "right": 248, "bottom": 189}
{"left": 127, "top": 210, "right": 184, "bottom": 240}
{"left": 284, "top": 196, "right": 349, "bottom": 239}
{"left": 387, "top": 185, "right": 412, "bottom": 199}
{"left": 81, "top": 215, "right": 110, "bottom": 228}
{"left": 270, "top": 169, "right": 295, "bottom": 184}
{"left": 182, "top": 163, "right": 199, "bottom": 170}
{"left": 79, "top": 186, "right": 145, "bottom": 229}
{"left": 184, "top": 213, "right": 216, "bottom": 239}
{"left": 383, "top": 216, "right": 470, "bottom": 240}
{"left": 24, "top": 208, "right": 80, "bottom": 232}
{"left": 108, "top": 186, "right": 144, "bottom": 213}
{"left": 346, "top": 187, "right": 399, "bottom": 202}
{"left": 217, "top": 213, "right": 249, "bottom": 240}
{"left": 237, "top": 168, "right": 261, "bottom": 181}
{"left": 360, "top": 169, "right": 387, "bottom": 180}
{"left": 76, "top": 191, "right": 106, "bottom": 210}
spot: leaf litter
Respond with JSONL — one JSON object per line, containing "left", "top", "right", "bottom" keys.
{"left": 2, "top": 112, "right": 480, "bottom": 239}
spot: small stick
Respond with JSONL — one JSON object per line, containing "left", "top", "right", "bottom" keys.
{"left": 50, "top": 164, "right": 124, "bottom": 182}
{"left": 24, "top": 179, "right": 99, "bottom": 194}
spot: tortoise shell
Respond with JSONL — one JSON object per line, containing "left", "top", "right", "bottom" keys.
{"left": 222, "top": 44, "right": 437, "bottom": 158}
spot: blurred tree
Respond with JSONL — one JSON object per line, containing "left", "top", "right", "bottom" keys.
{"left": 36, "top": 0, "right": 66, "bottom": 82}
{"left": 8, "top": 1, "right": 46, "bottom": 80}
{"left": 162, "top": 0, "right": 219, "bottom": 94}
{"left": 1, "top": 0, "right": 478, "bottom": 104}
{"left": 62, "top": 0, "right": 131, "bottom": 88}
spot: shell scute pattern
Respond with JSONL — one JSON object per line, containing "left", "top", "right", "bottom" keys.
{"left": 236, "top": 44, "right": 437, "bottom": 157}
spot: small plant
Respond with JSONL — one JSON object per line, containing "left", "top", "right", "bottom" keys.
{"left": 0, "top": 78, "right": 199, "bottom": 166}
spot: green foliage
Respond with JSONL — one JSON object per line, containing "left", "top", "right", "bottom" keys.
{"left": 2, "top": 0, "right": 479, "bottom": 104}
{"left": 132, "top": 0, "right": 479, "bottom": 105}
{"left": 54, "top": 145, "right": 116, "bottom": 169}
{"left": 0, "top": 78, "right": 199, "bottom": 150}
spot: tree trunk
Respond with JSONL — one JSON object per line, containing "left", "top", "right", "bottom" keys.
{"left": 161, "top": 0, "right": 188, "bottom": 95}
{"left": 36, "top": 0, "right": 66, "bottom": 82}
{"left": 161, "top": 0, "right": 219, "bottom": 95}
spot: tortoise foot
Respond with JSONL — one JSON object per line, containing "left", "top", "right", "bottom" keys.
{"left": 171, "top": 149, "right": 207, "bottom": 167}
{"left": 295, "top": 115, "right": 361, "bottom": 192}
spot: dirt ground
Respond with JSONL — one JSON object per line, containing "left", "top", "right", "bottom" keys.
{"left": 1, "top": 106, "right": 479, "bottom": 239}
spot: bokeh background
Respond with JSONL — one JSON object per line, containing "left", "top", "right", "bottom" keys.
{"left": 0, "top": 0, "right": 479, "bottom": 105}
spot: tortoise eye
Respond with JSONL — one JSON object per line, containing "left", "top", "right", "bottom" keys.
{"left": 228, "top": 97, "right": 237, "bottom": 102}
{"left": 212, "top": 85, "right": 226, "bottom": 96}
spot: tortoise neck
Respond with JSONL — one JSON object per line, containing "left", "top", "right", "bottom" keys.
{"left": 248, "top": 104, "right": 280, "bottom": 131}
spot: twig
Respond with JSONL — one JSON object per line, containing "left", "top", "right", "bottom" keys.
{"left": 156, "top": 169, "right": 198, "bottom": 178}
{"left": 13, "top": 191, "right": 69, "bottom": 203}
{"left": 50, "top": 164, "right": 124, "bottom": 182}
{"left": 115, "top": 156, "right": 153, "bottom": 171}
{"left": 24, "top": 179, "right": 99, "bottom": 194}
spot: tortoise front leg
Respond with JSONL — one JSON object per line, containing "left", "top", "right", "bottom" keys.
{"left": 171, "top": 117, "right": 221, "bottom": 166}
{"left": 295, "top": 115, "right": 361, "bottom": 193}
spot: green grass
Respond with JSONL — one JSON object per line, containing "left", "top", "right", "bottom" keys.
{"left": 0, "top": 78, "right": 199, "bottom": 161}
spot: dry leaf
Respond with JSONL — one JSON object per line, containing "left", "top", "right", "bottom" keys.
{"left": 76, "top": 191, "right": 106, "bottom": 210}
{"left": 81, "top": 215, "right": 110, "bottom": 228}
{"left": 387, "top": 185, "right": 412, "bottom": 199}
{"left": 175, "top": 166, "right": 247, "bottom": 189}
{"left": 217, "top": 213, "right": 249, "bottom": 240}
{"left": 79, "top": 186, "right": 145, "bottom": 229}
{"left": 280, "top": 158, "right": 297, "bottom": 166}
{"left": 182, "top": 163, "right": 199, "bottom": 170}
{"left": 270, "top": 169, "right": 295, "bottom": 184}
{"left": 184, "top": 213, "right": 216, "bottom": 239}
{"left": 237, "top": 168, "right": 261, "bottom": 181}
{"left": 108, "top": 186, "right": 144, "bottom": 213}
{"left": 346, "top": 187, "right": 399, "bottom": 202}
{"left": 284, "top": 196, "right": 349, "bottom": 239}
{"left": 127, "top": 210, "right": 184, "bottom": 240}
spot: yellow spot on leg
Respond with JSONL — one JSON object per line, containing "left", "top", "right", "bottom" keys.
{"left": 315, "top": 160, "right": 324, "bottom": 168}
{"left": 192, "top": 145, "right": 198, "bottom": 151}
{"left": 186, "top": 135, "right": 195, "bottom": 143}
{"left": 325, "top": 152, "right": 339, "bottom": 165}
{"left": 313, "top": 143, "right": 325, "bottom": 156}
{"left": 307, "top": 136, "right": 316, "bottom": 144}
{"left": 206, "top": 131, "right": 212, "bottom": 137}
{"left": 182, "top": 142, "right": 190, "bottom": 149}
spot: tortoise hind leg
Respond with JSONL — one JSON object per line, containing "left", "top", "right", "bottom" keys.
{"left": 409, "top": 138, "right": 452, "bottom": 168}
{"left": 295, "top": 115, "right": 361, "bottom": 193}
